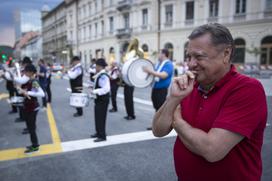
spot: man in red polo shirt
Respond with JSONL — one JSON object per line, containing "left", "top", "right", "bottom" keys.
{"left": 152, "top": 23, "right": 267, "bottom": 181}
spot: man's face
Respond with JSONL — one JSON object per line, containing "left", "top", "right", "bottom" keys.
{"left": 186, "top": 33, "right": 230, "bottom": 86}
{"left": 158, "top": 52, "right": 165, "bottom": 61}
{"left": 25, "top": 71, "right": 34, "bottom": 78}
{"left": 95, "top": 64, "right": 103, "bottom": 72}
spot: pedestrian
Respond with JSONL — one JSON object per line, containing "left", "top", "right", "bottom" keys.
{"left": 152, "top": 23, "right": 267, "bottom": 181}
{"left": 37, "top": 59, "right": 48, "bottom": 109}
{"left": 46, "top": 63, "right": 52, "bottom": 103}
{"left": 90, "top": 58, "right": 110, "bottom": 142}
{"left": 143, "top": 49, "right": 174, "bottom": 130}
{"left": 19, "top": 64, "right": 45, "bottom": 153}
{"left": 67, "top": 56, "right": 84, "bottom": 117}
{"left": 109, "top": 61, "right": 120, "bottom": 112}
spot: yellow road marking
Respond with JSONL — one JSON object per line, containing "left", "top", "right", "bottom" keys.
{"left": 0, "top": 93, "right": 9, "bottom": 100}
{"left": 0, "top": 103, "right": 62, "bottom": 162}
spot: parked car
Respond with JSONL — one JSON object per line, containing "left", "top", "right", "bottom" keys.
{"left": 51, "top": 63, "right": 64, "bottom": 72}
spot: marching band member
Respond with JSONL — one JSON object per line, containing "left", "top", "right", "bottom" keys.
{"left": 18, "top": 64, "right": 45, "bottom": 154}
{"left": 90, "top": 58, "right": 110, "bottom": 142}
{"left": 88, "top": 58, "right": 96, "bottom": 83}
{"left": 123, "top": 38, "right": 144, "bottom": 120}
{"left": 67, "top": 56, "right": 84, "bottom": 117}
{"left": 109, "top": 61, "right": 120, "bottom": 112}
{"left": 46, "top": 63, "right": 52, "bottom": 103}
{"left": 37, "top": 59, "right": 48, "bottom": 109}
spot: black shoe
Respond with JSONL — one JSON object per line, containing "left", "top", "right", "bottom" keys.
{"left": 24, "top": 146, "right": 39, "bottom": 154}
{"left": 146, "top": 127, "right": 152, "bottom": 130}
{"left": 15, "top": 118, "right": 24, "bottom": 122}
{"left": 94, "top": 137, "right": 106, "bottom": 142}
{"left": 73, "top": 113, "right": 82, "bottom": 117}
{"left": 109, "top": 108, "right": 117, "bottom": 113}
{"left": 124, "top": 116, "right": 136, "bottom": 120}
{"left": 9, "top": 110, "right": 17, "bottom": 114}
{"left": 22, "top": 129, "right": 29, "bottom": 134}
{"left": 90, "top": 134, "right": 98, "bottom": 138}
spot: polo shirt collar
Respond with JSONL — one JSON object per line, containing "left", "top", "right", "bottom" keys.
{"left": 197, "top": 64, "right": 237, "bottom": 95}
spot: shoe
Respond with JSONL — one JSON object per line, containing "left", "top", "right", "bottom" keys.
{"left": 24, "top": 146, "right": 39, "bottom": 154}
{"left": 124, "top": 116, "right": 136, "bottom": 120}
{"left": 22, "top": 128, "right": 29, "bottom": 134}
{"left": 109, "top": 108, "right": 117, "bottom": 113}
{"left": 146, "top": 127, "right": 152, "bottom": 130}
{"left": 15, "top": 118, "right": 24, "bottom": 122}
{"left": 94, "top": 137, "right": 106, "bottom": 142}
{"left": 73, "top": 113, "right": 82, "bottom": 117}
{"left": 8, "top": 110, "right": 17, "bottom": 114}
{"left": 90, "top": 134, "right": 98, "bottom": 138}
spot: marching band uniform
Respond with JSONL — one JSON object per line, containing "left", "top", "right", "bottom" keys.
{"left": 20, "top": 64, "right": 45, "bottom": 153}
{"left": 68, "top": 56, "right": 83, "bottom": 117}
{"left": 90, "top": 58, "right": 110, "bottom": 142}
{"left": 88, "top": 59, "right": 96, "bottom": 83}
{"left": 46, "top": 63, "right": 52, "bottom": 103}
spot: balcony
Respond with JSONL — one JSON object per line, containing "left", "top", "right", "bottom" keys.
{"left": 116, "top": 28, "right": 132, "bottom": 39}
{"left": 117, "top": 0, "right": 132, "bottom": 12}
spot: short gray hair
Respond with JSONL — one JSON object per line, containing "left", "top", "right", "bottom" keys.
{"left": 188, "top": 23, "right": 234, "bottom": 61}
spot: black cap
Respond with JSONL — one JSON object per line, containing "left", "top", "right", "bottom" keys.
{"left": 71, "top": 56, "right": 80, "bottom": 62}
{"left": 96, "top": 58, "right": 108, "bottom": 67}
{"left": 22, "top": 56, "right": 32, "bottom": 65}
{"left": 24, "top": 64, "right": 37, "bottom": 73}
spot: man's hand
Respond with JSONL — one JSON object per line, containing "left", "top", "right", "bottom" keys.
{"left": 170, "top": 71, "right": 195, "bottom": 99}
{"left": 142, "top": 66, "right": 152, "bottom": 74}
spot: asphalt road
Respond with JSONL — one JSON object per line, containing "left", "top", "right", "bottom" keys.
{"left": 0, "top": 75, "right": 271, "bottom": 181}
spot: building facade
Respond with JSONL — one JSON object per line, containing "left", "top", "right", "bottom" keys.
{"left": 43, "top": 0, "right": 272, "bottom": 67}
{"left": 21, "top": 34, "right": 42, "bottom": 63}
{"left": 42, "top": 2, "right": 68, "bottom": 64}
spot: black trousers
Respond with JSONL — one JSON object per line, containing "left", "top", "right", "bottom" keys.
{"left": 94, "top": 95, "right": 109, "bottom": 139}
{"left": 110, "top": 81, "right": 119, "bottom": 110}
{"left": 151, "top": 88, "right": 168, "bottom": 112}
{"left": 25, "top": 110, "right": 39, "bottom": 147}
{"left": 124, "top": 84, "right": 135, "bottom": 117}
{"left": 19, "top": 106, "right": 25, "bottom": 120}
{"left": 46, "top": 83, "right": 52, "bottom": 103}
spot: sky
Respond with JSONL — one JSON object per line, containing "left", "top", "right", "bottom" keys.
{"left": 0, "top": 0, "right": 62, "bottom": 47}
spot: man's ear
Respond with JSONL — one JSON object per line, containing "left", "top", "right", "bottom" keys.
{"left": 223, "top": 47, "right": 232, "bottom": 64}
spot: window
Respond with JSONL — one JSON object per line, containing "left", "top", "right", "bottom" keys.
{"left": 83, "top": 27, "right": 86, "bottom": 41}
{"left": 101, "top": 0, "right": 104, "bottom": 9}
{"left": 89, "top": 25, "right": 92, "bottom": 38}
{"left": 266, "top": 0, "right": 272, "bottom": 11}
{"left": 186, "top": 1, "right": 194, "bottom": 20}
{"left": 95, "top": 0, "right": 98, "bottom": 13}
{"left": 101, "top": 20, "right": 104, "bottom": 36}
{"left": 142, "top": 9, "right": 148, "bottom": 27}
{"left": 89, "top": 3, "right": 92, "bottom": 15}
{"left": 235, "top": 0, "right": 246, "bottom": 14}
{"left": 209, "top": 0, "right": 219, "bottom": 17}
{"left": 124, "top": 13, "right": 130, "bottom": 29}
{"left": 165, "top": 5, "right": 173, "bottom": 26}
{"left": 95, "top": 23, "right": 98, "bottom": 37}
{"left": 261, "top": 36, "right": 272, "bottom": 65}
{"left": 233, "top": 38, "right": 246, "bottom": 63}
{"left": 109, "top": 0, "right": 113, "bottom": 6}
{"left": 109, "top": 17, "right": 114, "bottom": 33}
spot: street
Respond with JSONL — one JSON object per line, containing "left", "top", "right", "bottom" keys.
{"left": 0, "top": 75, "right": 271, "bottom": 181}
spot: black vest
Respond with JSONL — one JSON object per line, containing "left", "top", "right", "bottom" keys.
{"left": 94, "top": 73, "right": 110, "bottom": 101}
{"left": 22, "top": 79, "right": 39, "bottom": 112}
{"left": 69, "top": 66, "right": 83, "bottom": 93}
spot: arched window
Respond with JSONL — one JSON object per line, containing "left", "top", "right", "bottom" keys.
{"left": 109, "top": 47, "right": 115, "bottom": 54}
{"left": 184, "top": 41, "right": 188, "bottom": 61}
{"left": 233, "top": 38, "right": 246, "bottom": 63}
{"left": 164, "top": 42, "right": 174, "bottom": 60}
{"left": 260, "top": 36, "right": 272, "bottom": 65}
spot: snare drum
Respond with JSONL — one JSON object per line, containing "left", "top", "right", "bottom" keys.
{"left": 10, "top": 96, "right": 25, "bottom": 107}
{"left": 122, "top": 58, "right": 154, "bottom": 88}
{"left": 69, "top": 93, "right": 89, "bottom": 107}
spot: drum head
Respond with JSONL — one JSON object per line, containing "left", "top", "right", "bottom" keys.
{"left": 127, "top": 59, "right": 154, "bottom": 88}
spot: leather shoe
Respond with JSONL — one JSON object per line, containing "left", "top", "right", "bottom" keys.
{"left": 9, "top": 110, "right": 17, "bottom": 114}
{"left": 146, "top": 127, "right": 152, "bottom": 130}
{"left": 124, "top": 116, "right": 135, "bottom": 120}
{"left": 94, "top": 137, "right": 106, "bottom": 142}
{"left": 73, "top": 113, "right": 82, "bottom": 117}
{"left": 15, "top": 118, "right": 24, "bottom": 122}
{"left": 90, "top": 134, "right": 98, "bottom": 138}
{"left": 109, "top": 108, "right": 117, "bottom": 113}
{"left": 22, "top": 129, "right": 29, "bottom": 134}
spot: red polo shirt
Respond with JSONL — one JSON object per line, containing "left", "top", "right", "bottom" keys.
{"left": 174, "top": 65, "right": 267, "bottom": 181}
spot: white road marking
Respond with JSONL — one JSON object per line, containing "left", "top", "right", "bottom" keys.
{"left": 61, "top": 130, "right": 176, "bottom": 152}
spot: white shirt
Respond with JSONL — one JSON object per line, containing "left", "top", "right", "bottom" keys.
{"left": 92, "top": 70, "right": 110, "bottom": 96}
{"left": 14, "top": 74, "right": 30, "bottom": 85}
{"left": 68, "top": 63, "right": 82, "bottom": 79}
{"left": 109, "top": 67, "right": 120, "bottom": 80}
